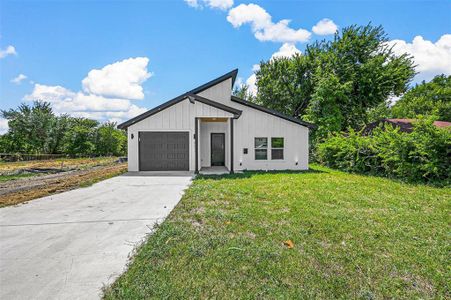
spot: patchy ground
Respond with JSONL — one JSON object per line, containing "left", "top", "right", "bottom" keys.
{"left": 104, "top": 165, "right": 450, "bottom": 299}
{"left": 0, "top": 157, "right": 127, "bottom": 207}
{"left": 0, "top": 157, "right": 118, "bottom": 175}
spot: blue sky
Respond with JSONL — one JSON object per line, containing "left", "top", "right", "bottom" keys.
{"left": 1, "top": 0, "right": 450, "bottom": 132}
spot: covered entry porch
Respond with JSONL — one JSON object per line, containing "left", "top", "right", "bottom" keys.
{"left": 195, "top": 117, "right": 235, "bottom": 174}
{"left": 199, "top": 166, "right": 230, "bottom": 175}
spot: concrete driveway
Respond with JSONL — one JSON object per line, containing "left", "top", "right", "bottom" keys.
{"left": 0, "top": 173, "right": 192, "bottom": 300}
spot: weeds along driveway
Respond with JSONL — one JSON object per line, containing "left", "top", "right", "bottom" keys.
{"left": 0, "top": 173, "right": 192, "bottom": 300}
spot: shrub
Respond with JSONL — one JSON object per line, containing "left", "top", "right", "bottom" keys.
{"left": 316, "top": 118, "right": 451, "bottom": 184}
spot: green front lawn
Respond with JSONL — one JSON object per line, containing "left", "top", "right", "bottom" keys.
{"left": 104, "top": 165, "right": 450, "bottom": 299}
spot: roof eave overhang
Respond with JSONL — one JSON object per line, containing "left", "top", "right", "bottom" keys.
{"left": 188, "top": 94, "right": 242, "bottom": 119}
{"left": 230, "top": 96, "right": 316, "bottom": 129}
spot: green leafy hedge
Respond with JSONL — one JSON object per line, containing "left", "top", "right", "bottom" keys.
{"left": 316, "top": 118, "right": 451, "bottom": 184}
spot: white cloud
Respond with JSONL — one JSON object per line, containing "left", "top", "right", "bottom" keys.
{"left": 271, "top": 43, "right": 301, "bottom": 59}
{"left": 24, "top": 84, "right": 76, "bottom": 103}
{"left": 387, "top": 34, "right": 451, "bottom": 82}
{"left": 82, "top": 57, "right": 151, "bottom": 100}
{"left": 312, "top": 18, "right": 338, "bottom": 35}
{"left": 24, "top": 83, "right": 147, "bottom": 122}
{"left": 23, "top": 57, "right": 151, "bottom": 124}
{"left": 0, "top": 45, "right": 17, "bottom": 59}
{"left": 206, "top": 0, "right": 233, "bottom": 10}
{"left": 70, "top": 104, "right": 147, "bottom": 121}
{"left": 11, "top": 74, "right": 27, "bottom": 84}
{"left": 245, "top": 65, "right": 259, "bottom": 96}
{"left": 72, "top": 93, "right": 132, "bottom": 112}
{"left": 227, "top": 4, "right": 271, "bottom": 29}
{"left": 227, "top": 4, "right": 311, "bottom": 43}
{"left": 246, "top": 73, "right": 257, "bottom": 96}
{"left": 0, "top": 118, "right": 8, "bottom": 135}
{"left": 252, "top": 64, "right": 260, "bottom": 72}
{"left": 388, "top": 95, "right": 401, "bottom": 106}
{"left": 234, "top": 77, "right": 243, "bottom": 88}
{"left": 184, "top": 0, "right": 199, "bottom": 8}
{"left": 184, "top": 0, "right": 233, "bottom": 10}
{"left": 234, "top": 65, "right": 259, "bottom": 96}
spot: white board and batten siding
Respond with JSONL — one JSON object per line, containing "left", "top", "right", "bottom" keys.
{"left": 127, "top": 99, "right": 234, "bottom": 171}
{"left": 233, "top": 109, "right": 309, "bottom": 171}
{"left": 126, "top": 75, "right": 310, "bottom": 172}
{"left": 197, "top": 78, "right": 310, "bottom": 171}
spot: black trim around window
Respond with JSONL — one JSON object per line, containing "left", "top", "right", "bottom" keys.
{"left": 254, "top": 137, "right": 268, "bottom": 160}
{"left": 271, "top": 137, "right": 284, "bottom": 160}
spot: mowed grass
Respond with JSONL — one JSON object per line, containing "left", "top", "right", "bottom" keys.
{"left": 104, "top": 165, "right": 450, "bottom": 299}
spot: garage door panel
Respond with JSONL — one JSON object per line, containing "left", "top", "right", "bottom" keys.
{"left": 139, "top": 132, "right": 189, "bottom": 171}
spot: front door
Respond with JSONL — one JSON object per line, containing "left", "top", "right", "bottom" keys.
{"left": 211, "top": 133, "right": 225, "bottom": 166}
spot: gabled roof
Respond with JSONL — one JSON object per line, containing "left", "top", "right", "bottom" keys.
{"left": 231, "top": 96, "right": 316, "bottom": 129}
{"left": 118, "top": 69, "right": 238, "bottom": 129}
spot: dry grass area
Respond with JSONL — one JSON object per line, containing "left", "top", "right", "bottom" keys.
{"left": 0, "top": 158, "right": 127, "bottom": 207}
{"left": 0, "top": 157, "right": 118, "bottom": 175}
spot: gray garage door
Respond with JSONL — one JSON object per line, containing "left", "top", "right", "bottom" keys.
{"left": 139, "top": 132, "right": 189, "bottom": 171}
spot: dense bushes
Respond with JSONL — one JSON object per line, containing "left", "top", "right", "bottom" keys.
{"left": 316, "top": 119, "right": 451, "bottom": 184}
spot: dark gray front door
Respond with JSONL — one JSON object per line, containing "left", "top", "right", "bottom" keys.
{"left": 139, "top": 132, "right": 189, "bottom": 171}
{"left": 211, "top": 133, "right": 225, "bottom": 166}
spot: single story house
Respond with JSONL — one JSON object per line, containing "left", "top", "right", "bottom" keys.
{"left": 118, "top": 69, "right": 315, "bottom": 173}
{"left": 363, "top": 118, "right": 451, "bottom": 134}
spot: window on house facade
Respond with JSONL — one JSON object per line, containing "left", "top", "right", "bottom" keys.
{"left": 271, "top": 137, "right": 284, "bottom": 160}
{"left": 254, "top": 137, "right": 267, "bottom": 160}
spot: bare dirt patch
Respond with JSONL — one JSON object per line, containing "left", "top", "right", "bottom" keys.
{"left": 0, "top": 161, "right": 127, "bottom": 207}
{"left": 0, "top": 157, "right": 118, "bottom": 175}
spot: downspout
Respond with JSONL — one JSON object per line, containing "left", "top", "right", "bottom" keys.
{"left": 230, "top": 117, "right": 234, "bottom": 174}
{"left": 195, "top": 117, "right": 199, "bottom": 174}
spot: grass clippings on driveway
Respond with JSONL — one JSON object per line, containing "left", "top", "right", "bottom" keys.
{"left": 104, "top": 165, "right": 450, "bottom": 299}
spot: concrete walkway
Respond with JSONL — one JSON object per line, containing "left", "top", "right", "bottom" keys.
{"left": 0, "top": 174, "right": 192, "bottom": 300}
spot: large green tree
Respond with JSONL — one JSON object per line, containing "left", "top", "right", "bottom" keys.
{"left": 1, "top": 101, "right": 56, "bottom": 153}
{"left": 391, "top": 74, "right": 451, "bottom": 121}
{"left": 94, "top": 122, "right": 127, "bottom": 156}
{"left": 253, "top": 24, "right": 415, "bottom": 142}
{"left": 232, "top": 84, "right": 254, "bottom": 102}
{"left": 62, "top": 118, "right": 99, "bottom": 156}
{"left": 1, "top": 101, "right": 127, "bottom": 156}
{"left": 255, "top": 52, "right": 315, "bottom": 119}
